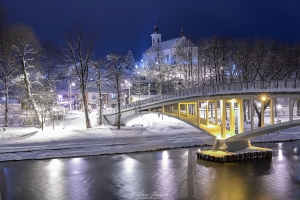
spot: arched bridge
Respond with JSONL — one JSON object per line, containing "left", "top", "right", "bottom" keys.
{"left": 104, "top": 80, "right": 300, "bottom": 151}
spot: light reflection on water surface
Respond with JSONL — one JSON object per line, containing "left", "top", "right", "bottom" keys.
{"left": 0, "top": 141, "right": 299, "bottom": 200}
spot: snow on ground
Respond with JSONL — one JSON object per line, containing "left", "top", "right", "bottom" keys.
{"left": 0, "top": 111, "right": 299, "bottom": 161}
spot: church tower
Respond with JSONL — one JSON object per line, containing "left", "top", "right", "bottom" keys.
{"left": 151, "top": 21, "right": 161, "bottom": 46}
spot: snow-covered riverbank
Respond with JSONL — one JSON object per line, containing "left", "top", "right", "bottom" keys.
{"left": 0, "top": 112, "right": 299, "bottom": 162}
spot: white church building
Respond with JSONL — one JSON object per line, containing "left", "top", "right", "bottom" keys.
{"left": 142, "top": 22, "right": 197, "bottom": 67}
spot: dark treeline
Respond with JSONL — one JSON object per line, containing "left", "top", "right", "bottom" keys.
{"left": 197, "top": 36, "right": 300, "bottom": 85}
{"left": 144, "top": 35, "right": 300, "bottom": 95}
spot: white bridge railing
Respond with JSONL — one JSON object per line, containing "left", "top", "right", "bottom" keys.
{"left": 105, "top": 79, "right": 300, "bottom": 115}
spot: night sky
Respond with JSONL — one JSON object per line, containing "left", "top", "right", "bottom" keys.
{"left": 2, "top": 0, "right": 300, "bottom": 60}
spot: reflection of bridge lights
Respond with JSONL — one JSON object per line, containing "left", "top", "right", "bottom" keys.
{"left": 293, "top": 148, "right": 298, "bottom": 153}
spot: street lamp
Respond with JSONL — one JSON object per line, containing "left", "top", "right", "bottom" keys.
{"left": 261, "top": 96, "right": 267, "bottom": 101}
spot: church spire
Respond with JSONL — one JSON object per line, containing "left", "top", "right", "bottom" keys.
{"left": 154, "top": 19, "right": 159, "bottom": 33}
{"left": 151, "top": 18, "right": 161, "bottom": 46}
{"left": 180, "top": 27, "right": 184, "bottom": 37}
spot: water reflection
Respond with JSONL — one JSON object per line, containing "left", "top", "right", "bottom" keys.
{"left": 124, "top": 156, "right": 136, "bottom": 174}
{"left": 0, "top": 141, "right": 298, "bottom": 199}
{"left": 47, "top": 159, "right": 62, "bottom": 177}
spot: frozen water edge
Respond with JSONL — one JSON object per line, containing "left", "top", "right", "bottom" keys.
{"left": 0, "top": 112, "right": 299, "bottom": 162}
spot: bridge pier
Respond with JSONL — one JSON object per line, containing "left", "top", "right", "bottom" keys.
{"left": 220, "top": 100, "right": 226, "bottom": 138}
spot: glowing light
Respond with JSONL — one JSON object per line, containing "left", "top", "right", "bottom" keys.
{"left": 261, "top": 96, "right": 267, "bottom": 101}
{"left": 135, "top": 65, "right": 138, "bottom": 68}
{"left": 71, "top": 82, "right": 75, "bottom": 86}
{"left": 230, "top": 99, "right": 236, "bottom": 102}
{"left": 258, "top": 103, "right": 262, "bottom": 107}
{"left": 277, "top": 105, "right": 282, "bottom": 109}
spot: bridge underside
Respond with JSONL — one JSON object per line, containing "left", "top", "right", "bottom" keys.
{"left": 105, "top": 94, "right": 300, "bottom": 152}
{"left": 142, "top": 96, "right": 300, "bottom": 151}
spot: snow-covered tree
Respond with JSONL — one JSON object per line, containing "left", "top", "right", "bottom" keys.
{"left": 64, "top": 25, "right": 97, "bottom": 129}
{"left": 33, "top": 90, "right": 56, "bottom": 131}
{"left": 41, "top": 39, "right": 64, "bottom": 83}
{"left": 126, "top": 50, "right": 135, "bottom": 70}
{"left": 0, "top": 28, "right": 17, "bottom": 127}
{"left": 106, "top": 53, "right": 128, "bottom": 129}
{"left": 131, "top": 75, "right": 148, "bottom": 101}
{"left": 9, "top": 24, "right": 43, "bottom": 127}
{"left": 176, "top": 37, "right": 198, "bottom": 83}
{"left": 90, "top": 59, "right": 107, "bottom": 125}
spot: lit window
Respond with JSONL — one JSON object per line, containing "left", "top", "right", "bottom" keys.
{"left": 91, "top": 94, "right": 97, "bottom": 99}
{"left": 111, "top": 94, "right": 117, "bottom": 99}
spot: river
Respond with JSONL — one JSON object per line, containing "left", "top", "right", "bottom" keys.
{"left": 0, "top": 141, "right": 299, "bottom": 200}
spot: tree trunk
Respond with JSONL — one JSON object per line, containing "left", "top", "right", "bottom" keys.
{"left": 247, "top": 99, "right": 250, "bottom": 120}
{"left": 257, "top": 112, "right": 261, "bottom": 127}
{"left": 21, "top": 58, "right": 42, "bottom": 128}
{"left": 81, "top": 84, "right": 91, "bottom": 129}
{"left": 97, "top": 75, "right": 103, "bottom": 125}
{"left": 116, "top": 77, "right": 121, "bottom": 130}
{"left": 4, "top": 76, "right": 8, "bottom": 127}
